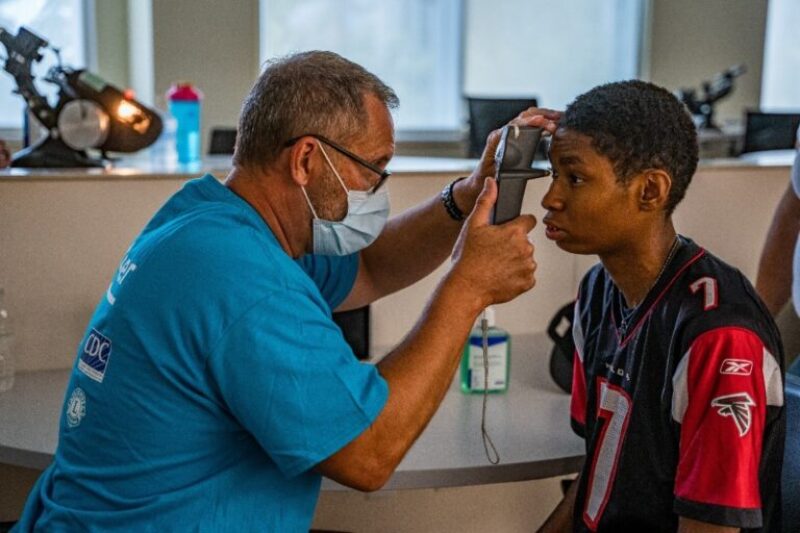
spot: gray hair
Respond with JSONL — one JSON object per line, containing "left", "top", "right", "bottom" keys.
{"left": 233, "top": 50, "right": 399, "bottom": 169}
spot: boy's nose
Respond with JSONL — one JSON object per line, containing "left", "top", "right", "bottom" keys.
{"left": 541, "top": 180, "right": 564, "bottom": 211}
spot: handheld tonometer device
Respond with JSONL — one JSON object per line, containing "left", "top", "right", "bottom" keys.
{"left": 491, "top": 125, "right": 550, "bottom": 224}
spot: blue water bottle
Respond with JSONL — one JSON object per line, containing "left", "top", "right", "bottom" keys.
{"left": 166, "top": 82, "right": 202, "bottom": 164}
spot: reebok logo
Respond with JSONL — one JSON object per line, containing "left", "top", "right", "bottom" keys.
{"left": 720, "top": 358, "right": 753, "bottom": 376}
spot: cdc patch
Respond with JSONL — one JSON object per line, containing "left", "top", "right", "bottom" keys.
{"left": 78, "top": 328, "right": 112, "bottom": 383}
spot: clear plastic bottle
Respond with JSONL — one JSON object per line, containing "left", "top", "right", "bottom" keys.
{"left": 460, "top": 306, "right": 510, "bottom": 394}
{"left": 0, "top": 288, "right": 15, "bottom": 393}
{"left": 149, "top": 111, "right": 178, "bottom": 167}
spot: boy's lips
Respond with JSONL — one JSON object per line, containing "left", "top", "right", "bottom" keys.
{"left": 543, "top": 218, "right": 566, "bottom": 240}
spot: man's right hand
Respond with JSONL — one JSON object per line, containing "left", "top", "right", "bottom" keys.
{"left": 318, "top": 177, "right": 537, "bottom": 493}
{"left": 449, "top": 176, "right": 537, "bottom": 308}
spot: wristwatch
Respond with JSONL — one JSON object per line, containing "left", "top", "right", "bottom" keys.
{"left": 441, "top": 176, "right": 468, "bottom": 221}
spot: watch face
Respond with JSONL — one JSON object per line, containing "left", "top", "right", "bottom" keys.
{"left": 58, "top": 99, "right": 110, "bottom": 150}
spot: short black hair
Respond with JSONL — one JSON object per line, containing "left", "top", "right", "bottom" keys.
{"left": 563, "top": 80, "right": 698, "bottom": 214}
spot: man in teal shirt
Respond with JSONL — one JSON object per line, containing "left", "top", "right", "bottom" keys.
{"left": 14, "top": 51, "right": 558, "bottom": 531}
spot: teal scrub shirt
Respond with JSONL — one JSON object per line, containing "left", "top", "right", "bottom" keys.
{"left": 14, "top": 175, "right": 388, "bottom": 532}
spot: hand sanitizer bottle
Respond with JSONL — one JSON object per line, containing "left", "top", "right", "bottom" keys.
{"left": 460, "top": 306, "right": 510, "bottom": 394}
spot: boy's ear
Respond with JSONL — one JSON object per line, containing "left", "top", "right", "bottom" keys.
{"left": 637, "top": 169, "right": 672, "bottom": 212}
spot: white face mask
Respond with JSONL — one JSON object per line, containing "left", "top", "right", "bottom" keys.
{"left": 300, "top": 141, "right": 390, "bottom": 256}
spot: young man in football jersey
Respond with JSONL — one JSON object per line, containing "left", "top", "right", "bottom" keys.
{"left": 537, "top": 80, "right": 785, "bottom": 533}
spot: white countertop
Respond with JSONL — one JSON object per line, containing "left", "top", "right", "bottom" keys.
{"left": 0, "top": 332, "right": 584, "bottom": 490}
{"left": 0, "top": 150, "right": 795, "bottom": 182}
{"left": 0, "top": 155, "right": 480, "bottom": 181}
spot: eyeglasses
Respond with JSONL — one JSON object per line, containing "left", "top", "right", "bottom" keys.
{"left": 284, "top": 134, "right": 391, "bottom": 194}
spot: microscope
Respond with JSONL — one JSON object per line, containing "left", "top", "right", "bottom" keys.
{"left": 0, "top": 26, "right": 163, "bottom": 168}
{"left": 676, "top": 64, "right": 746, "bottom": 130}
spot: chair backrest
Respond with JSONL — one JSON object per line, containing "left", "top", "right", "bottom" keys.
{"left": 207, "top": 127, "right": 237, "bottom": 155}
{"left": 783, "top": 373, "right": 800, "bottom": 531}
{"left": 741, "top": 111, "right": 800, "bottom": 154}
{"left": 466, "top": 96, "right": 538, "bottom": 158}
{"left": 332, "top": 306, "right": 370, "bottom": 361}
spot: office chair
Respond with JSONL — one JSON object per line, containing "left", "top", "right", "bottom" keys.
{"left": 466, "top": 96, "right": 538, "bottom": 158}
{"left": 741, "top": 111, "right": 800, "bottom": 154}
{"left": 783, "top": 373, "right": 800, "bottom": 532}
{"left": 207, "top": 127, "right": 237, "bottom": 155}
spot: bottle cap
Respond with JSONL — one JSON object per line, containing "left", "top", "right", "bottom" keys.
{"left": 475, "top": 306, "right": 496, "bottom": 328}
{"left": 166, "top": 82, "right": 203, "bottom": 101}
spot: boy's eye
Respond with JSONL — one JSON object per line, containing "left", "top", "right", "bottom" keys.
{"left": 550, "top": 168, "right": 584, "bottom": 185}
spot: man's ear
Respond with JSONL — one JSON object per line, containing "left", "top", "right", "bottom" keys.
{"left": 637, "top": 169, "right": 672, "bottom": 212}
{"left": 286, "top": 137, "right": 319, "bottom": 187}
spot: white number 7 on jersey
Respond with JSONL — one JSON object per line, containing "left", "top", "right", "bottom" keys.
{"left": 583, "top": 379, "right": 632, "bottom": 530}
{"left": 690, "top": 276, "right": 718, "bottom": 311}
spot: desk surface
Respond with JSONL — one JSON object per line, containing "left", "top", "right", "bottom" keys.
{"left": 0, "top": 155, "right": 479, "bottom": 181}
{"left": 0, "top": 333, "right": 584, "bottom": 491}
{"left": 0, "top": 150, "right": 795, "bottom": 182}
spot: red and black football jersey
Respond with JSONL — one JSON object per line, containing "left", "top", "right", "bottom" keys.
{"left": 570, "top": 236, "right": 785, "bottom": 532}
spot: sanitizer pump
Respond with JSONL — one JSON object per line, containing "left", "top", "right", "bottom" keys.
{"left": 460, "top": 306, "right": 510, "bottom": 394}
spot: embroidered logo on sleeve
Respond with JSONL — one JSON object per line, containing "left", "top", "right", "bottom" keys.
{"left": 711, "top": 393, "right": 755, "bottom": 437}
{"left": 78, "top": 328, "right": 112, "bottom": 383}
{"left": 720, "top": 358, "right": 753, "bottom": 376}
{"left": 66, "top": 387, "right": 87, "bottom": 427}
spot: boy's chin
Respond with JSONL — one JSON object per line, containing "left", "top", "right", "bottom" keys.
{"left": 553, "top": 240, "right": 596, "bottom": 256}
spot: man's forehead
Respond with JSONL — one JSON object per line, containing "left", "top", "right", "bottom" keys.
{"left": 358, "top": 97, "right": 395, "bottom": 159}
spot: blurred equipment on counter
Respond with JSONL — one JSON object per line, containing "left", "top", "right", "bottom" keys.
{"left": 466, "top": 96, "right": 538, "bottom": 158}
{"left": 208, "top": 127, "right": 237, "bottom": 155}
{"left": 0, "top": 26, "right": 162, "bottom": 168}
{"left": 741, "top": 110, "right": 800, "bottom": 154}
{"left": 677, "top": 64, "right": 746, "bottom": 130}
{"left": 167, "top": 82, "right": 203, "bottom": 164}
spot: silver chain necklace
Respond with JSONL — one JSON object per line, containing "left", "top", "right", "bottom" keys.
{"left": 620, "top": 236, "right": 681, "bottom": 332}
